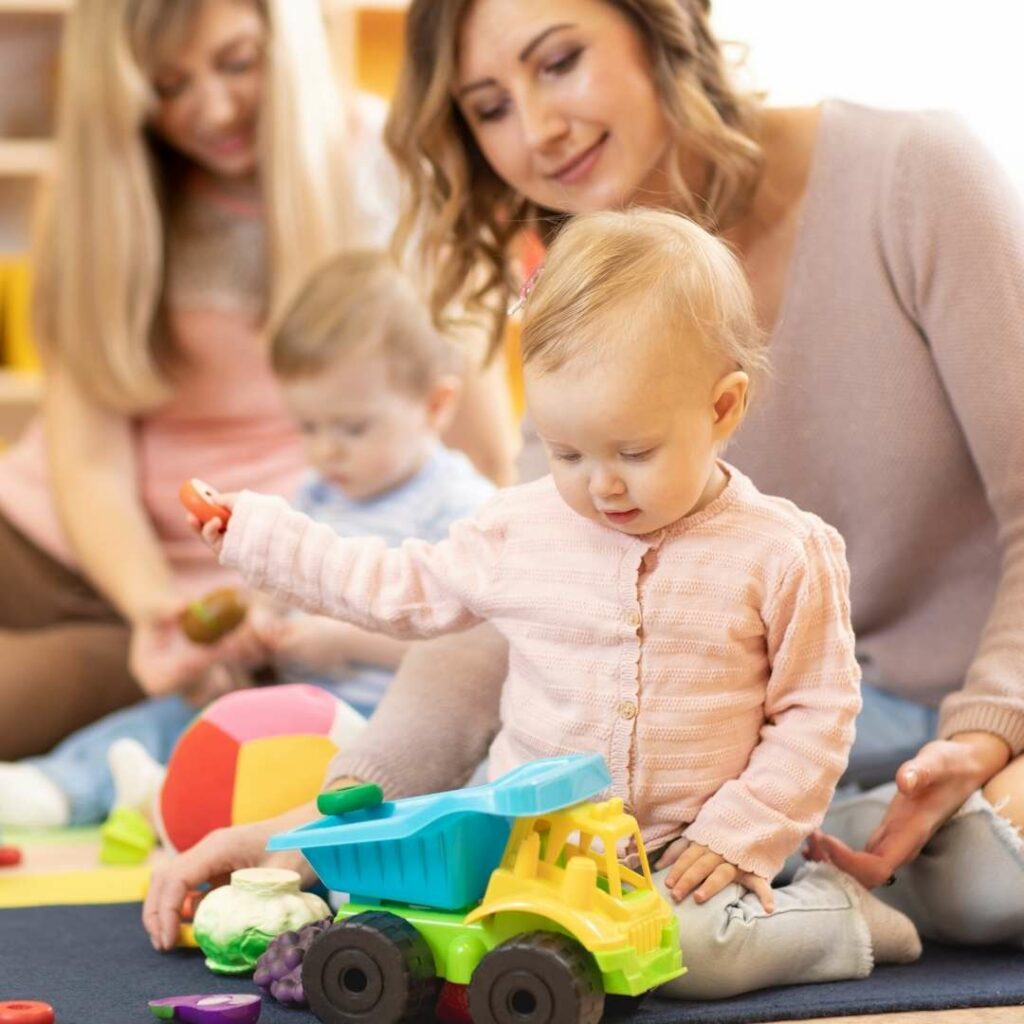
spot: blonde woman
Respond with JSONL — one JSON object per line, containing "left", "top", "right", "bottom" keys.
{"left": 145, "top": 0, "right": 1024, "bottom": 973}
{"left": 0, "top": 0, "right": 517, "bottom": 766}
{"left": 382, "top": 0, "right": 1024, "bottom": 952}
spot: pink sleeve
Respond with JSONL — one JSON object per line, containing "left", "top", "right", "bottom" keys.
{"left": 219, "top": 490, "right": 505, "bottom": 638}
{"left": 683, "top": 526, "right": 862, "bottom": 879}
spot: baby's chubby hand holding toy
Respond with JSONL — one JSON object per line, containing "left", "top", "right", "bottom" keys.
{"left": 181, "top": 478, "right": 234, "bottom": 554}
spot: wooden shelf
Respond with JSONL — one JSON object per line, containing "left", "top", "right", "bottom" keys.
{"left": 0, "top": 140, "right": 54, "bottom": 177}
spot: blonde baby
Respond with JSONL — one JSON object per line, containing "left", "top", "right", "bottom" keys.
{"left": 195, "top": 210, "right": 923, "bottom": 999}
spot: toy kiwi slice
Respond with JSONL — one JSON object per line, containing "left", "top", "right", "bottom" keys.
{"left": 182, "top": 588, "right": 247, "bottom": 645}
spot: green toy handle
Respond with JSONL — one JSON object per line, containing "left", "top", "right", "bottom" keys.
{"left": 317, "top": 782, "right": 384, "bottom": 817}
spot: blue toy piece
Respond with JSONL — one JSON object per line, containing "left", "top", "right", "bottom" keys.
{"left": 267, "top": 754, "right": 611, "bottom": 911}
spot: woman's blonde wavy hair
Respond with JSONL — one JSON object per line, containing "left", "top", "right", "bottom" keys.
{"left": 33, "top": 0, "right": 357, "bottom": 413}
{"left": 387, "top": 0, "right": 763, "bottom": 360}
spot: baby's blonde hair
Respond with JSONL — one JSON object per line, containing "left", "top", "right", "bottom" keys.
{"left": 521, "top": 209, "right": 768, "bottom": 401}
{"left": 271, "top": 251, "right": 462, "bottom": 395}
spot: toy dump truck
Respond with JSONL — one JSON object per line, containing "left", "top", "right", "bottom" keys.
{"left": 268, "top": 754, "right": 684, "bottom": 1024}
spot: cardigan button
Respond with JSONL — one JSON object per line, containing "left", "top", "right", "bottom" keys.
{"left": 618, "top": 701, "right": 638, "bottom": 720}
{"left": 625, "top": 608, "right": 642, "bottom": 628}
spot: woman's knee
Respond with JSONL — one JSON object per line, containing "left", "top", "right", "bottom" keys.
{"left": 0, "top": 623, "right": 135, "bottom": 758}
{"left": 983, "top": 753, "right": 1024, "bottom": 836}
{"left": 933, "top": 876, "right": 1024, "bottom": 947}
{"left": 898, "top": 793, "right": 1024, "bottom": 947}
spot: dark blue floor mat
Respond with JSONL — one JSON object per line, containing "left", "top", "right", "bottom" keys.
{"left": 1, "top": 902, "right": 1022, "bottom": 1023}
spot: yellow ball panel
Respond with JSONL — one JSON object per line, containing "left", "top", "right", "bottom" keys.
{"left": 231, "top": 735, "right": 339, "bottom": 825}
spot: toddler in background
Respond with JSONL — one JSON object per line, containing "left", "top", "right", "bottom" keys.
{"left": 197, "top": 209, "right": 924, "bottom": 998}
{"left": 251, "top": 249, "right": 496, "bottom": 715}
{"left": 0, "top": 251, "right": 494, "bottom": 829}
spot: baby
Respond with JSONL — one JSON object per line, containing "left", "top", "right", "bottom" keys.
{"left": 195, "top": 210, "right": 922, "bottom": 991}
{"left": 251, "top": 249, "right": 496, "bottom": 716}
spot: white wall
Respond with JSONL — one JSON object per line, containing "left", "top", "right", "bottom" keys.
{"left": 710, "top": 0, "right": 1023, "bottom": 187}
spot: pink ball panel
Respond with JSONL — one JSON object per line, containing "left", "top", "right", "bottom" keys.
{"left": 202, "top": 683, "right": 337, "bottom": 743}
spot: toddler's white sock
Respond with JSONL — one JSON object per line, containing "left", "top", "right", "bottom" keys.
{"left": 0, "top": 763, "right": 70, "bottom": 828}
{"left": 107, "top": 739, "right": 166, "bottom": 823}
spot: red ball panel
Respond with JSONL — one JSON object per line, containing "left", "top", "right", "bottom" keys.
{"left": 159, "top": 719, "right": 237, "bottom": 852}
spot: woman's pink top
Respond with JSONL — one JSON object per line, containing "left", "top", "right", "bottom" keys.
{"left": 0, "top": 176, "right": 304, "bottom": 597}
{"left": 220, "top": 464, "right": 862, "bottom": 878}
{"left": 0, "top": 94, "right": 397, "bottom": 599}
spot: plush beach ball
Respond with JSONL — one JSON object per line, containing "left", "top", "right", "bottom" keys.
{"left": 156, "top": 684, "right": 365, "bottom": 853}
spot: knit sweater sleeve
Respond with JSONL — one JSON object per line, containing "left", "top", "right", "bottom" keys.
{"left": 682, "top": 526, "right": 862, "bottom": 879}
{"left": 889, "top": 114, "right": 1024, "bottom": 753}
{"left": 219, "top": 490, "right": 506, "bottom": 639}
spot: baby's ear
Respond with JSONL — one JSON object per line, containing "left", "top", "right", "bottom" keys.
{"left": 425, "top": 373, "right": 463, "bottom": 433}
{"left": 711, "top": 370, "right": 750, "bottom": 441}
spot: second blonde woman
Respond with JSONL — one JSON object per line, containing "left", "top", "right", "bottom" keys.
{"left": 0, "top": 0, "right": 517, "bottom": 769}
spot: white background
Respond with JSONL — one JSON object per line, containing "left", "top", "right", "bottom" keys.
{"left": 710, "top": 0, "right": 1023, "bottom": 187}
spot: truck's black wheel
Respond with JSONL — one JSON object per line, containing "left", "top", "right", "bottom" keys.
{"left": 302, "top": 910, "right": 437, "bottom": 1023}
{"left": 468, "top": 932, "right": 604, "bottom": 1024}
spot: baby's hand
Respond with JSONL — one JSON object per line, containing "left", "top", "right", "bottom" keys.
{"left": 254, "top": 612, "right": 358, "bottom": 674}
{"left": 180, "top": 478, "right": 237, "bottom": 554}
{"left": 183, "top": 491, "right": 236, "bottom": 555}
{"left": 657, "top": 838, "right": 774, "bottom": 912}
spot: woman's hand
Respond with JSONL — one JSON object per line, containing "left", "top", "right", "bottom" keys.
{"left": 804, "top": 732, "right": 1011, "bottom": 888}
{"left": 656, "top": 837, "right": 774, "bottom": 912}
{"left": 129, "top": 591, "right": 270, "bottom": 699}
{"left": 143, "top": 817, "right": 315, "bottom": 951}
{"left": 130, "top": 594, "right": 222, "bottom": 697}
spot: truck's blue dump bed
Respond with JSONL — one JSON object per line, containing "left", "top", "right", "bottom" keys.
{"left": 267, "top": 754, "right": 611, "bottom": 911}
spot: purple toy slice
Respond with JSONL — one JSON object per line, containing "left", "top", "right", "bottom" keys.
{"left": 148, "top": 994, "right": 261, "bottom": 1024}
